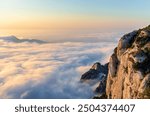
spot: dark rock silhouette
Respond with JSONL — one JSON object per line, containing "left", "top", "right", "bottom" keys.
{"left": 80, "top": 62, "right": 108, "bottom": 99}
{"left": 81, "top": 62, "right": 108, "bottom": 80}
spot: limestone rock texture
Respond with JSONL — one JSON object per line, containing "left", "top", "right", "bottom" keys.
{"left": 106, "top": 25, "right": 150, "bottom": 99}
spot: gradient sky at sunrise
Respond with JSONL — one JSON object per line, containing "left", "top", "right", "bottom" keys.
{"left": 0, "top": 0, "right": 150, "bottom": 40}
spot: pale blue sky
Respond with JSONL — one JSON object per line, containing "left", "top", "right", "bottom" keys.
{"left": 1, "top": 0, "right": 150, "bottom": 19}
{"left": 0, "top": 0, "right": 149, "bottom": 40}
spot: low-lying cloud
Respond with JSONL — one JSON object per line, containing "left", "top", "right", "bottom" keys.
{"left": 0, "top": 36, "right": 117, "bottom": 99}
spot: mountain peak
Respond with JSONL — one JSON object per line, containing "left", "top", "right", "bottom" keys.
{"left": 0, "top": 35, "right": 19, "bottom": 42}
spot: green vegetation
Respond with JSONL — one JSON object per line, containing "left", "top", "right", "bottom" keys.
{"left": 143, "top": 25, "right": 150, "bottom": 31}
{"left": 139, "top": 80, "right": 150, "bottom": 99}
{"left": 132, "top": 62, "right": 140, "bottom": 70}
{"left": 143, "top": 46, "right": 150, "bottom": 55}
{"left": 137, "top": 37, "right": 150, "bottom": 47}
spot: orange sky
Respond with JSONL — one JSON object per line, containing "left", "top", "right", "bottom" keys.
{"left": 0, "top": 0, "right": 149, "bottom": 40}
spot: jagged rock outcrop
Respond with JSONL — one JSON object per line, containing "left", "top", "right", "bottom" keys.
{"left": 95, "top": 75, "right": 107, "bottom": 94}
{"left": 81, "top": 62, "right": 108, "bottom": 80}
{"left": 81, "top": 62, "right": 108, "bottom": 98}
{"left": 106, "top": 25, "right": 150, "bottom": 99}
{"left": 80, "top": 25, "right": 150, "bottom": 99}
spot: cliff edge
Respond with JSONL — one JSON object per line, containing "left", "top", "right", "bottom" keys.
{"left": 106, "top": 25, "right": 150, "bottom": 99}
{"left": 81, "top": 25, "right": 150, "bottom": 99}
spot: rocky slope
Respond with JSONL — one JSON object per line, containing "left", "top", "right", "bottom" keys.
{"left": 81, "top": 25, "right": 150, "bottom": 99}
{"left": 80, "top": 62, "right": 108, "bottom": 98}
{"left": 81, "top": 62, "right": 108, "bottom": 80}
{"left": 106, "top": 25, "right": 150, "bottom": 99}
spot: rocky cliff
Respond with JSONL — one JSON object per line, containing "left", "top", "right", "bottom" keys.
{"left": 81, "top": 62, "right": 108, "bottom": 80}
{"left": 81, "top": 25, "right": 150, "bottom": 99}
{"left": 81, "top": 62, "right": 108, "bottom": 98}
{"left": 106, "top": 25, "right": 150, "bottom": 99}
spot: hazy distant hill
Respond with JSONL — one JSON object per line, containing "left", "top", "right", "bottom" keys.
{"left": 0, "top": 36, "right": 47, "bottom": 44}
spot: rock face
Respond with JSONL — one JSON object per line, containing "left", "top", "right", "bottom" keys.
{"left": 106, "top": 25, "right": 150, "bottom": 99}
{"left": 81, "top": 62, "right": 108, "bottom": 80}
{"left": 80, "top": 25, "right": 150, "bottom": 99}
{"left": 81, "top": 62, "right": 108, "bottom": 98}
{"left": 95, "top": 75, "right": 107, "bottom": 94}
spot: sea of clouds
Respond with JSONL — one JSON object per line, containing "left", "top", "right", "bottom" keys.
{"left": 0, "top": 33, "right": 121, "bottom": 99}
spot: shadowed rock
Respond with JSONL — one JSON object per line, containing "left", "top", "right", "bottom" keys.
{"left": 80, "top": 62, "right": 109, "bottom": 99}
{"left": 81, "top": 62, "right": 108, "bottom": 80}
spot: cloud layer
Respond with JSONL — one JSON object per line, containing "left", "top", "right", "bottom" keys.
{"left": 0, "top": 36, "right": 116, "bottom": 98}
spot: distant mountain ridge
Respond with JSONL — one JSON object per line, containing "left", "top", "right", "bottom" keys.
{"left": 0, "top": 36, "right": 47, "bottom": 44}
